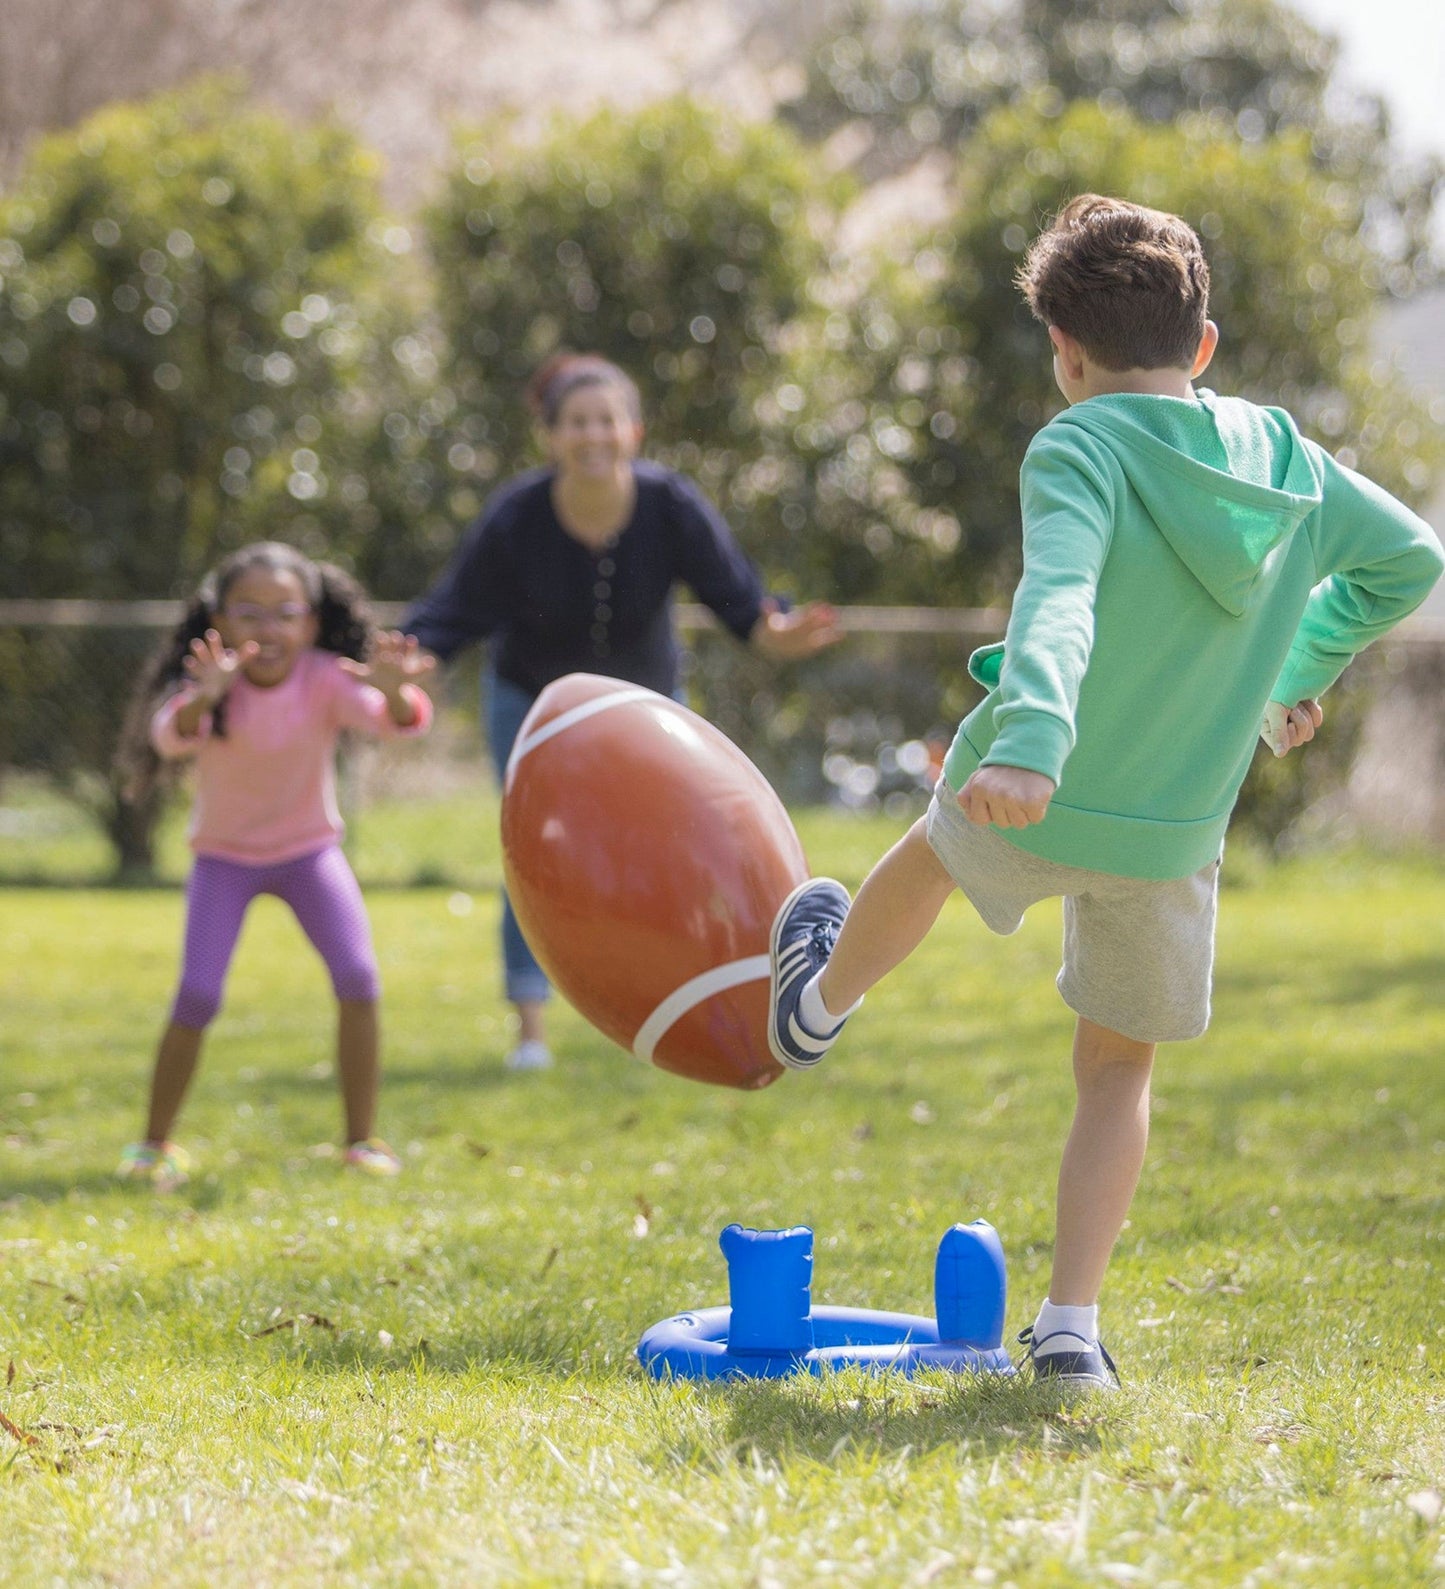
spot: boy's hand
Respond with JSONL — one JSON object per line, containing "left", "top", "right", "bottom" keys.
{"left": 340, "top": 631, "right": 437, "bottom": 698}
{"left": 183, "top": 629, "right": 258, "bottom": 706}
{"left": 958, "top": 765, "right": 1056, "bottom": 828}
{"left": 1260, "top": 699, "right": 1323, "bottom": 758}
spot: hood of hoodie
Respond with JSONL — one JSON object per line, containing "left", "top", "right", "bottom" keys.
{"left": 1048, "top": 390, "right": 1324, "bottom": 615}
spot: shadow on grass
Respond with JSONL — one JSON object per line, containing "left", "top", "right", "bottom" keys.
{"left": 239, "top": 1320, "right": 609, "bottom": 1379}
{"left": 0, "top": 872, "right": 500, "bottom": 893}
{"left": 653, "top": 1369, "right": 1111, "bottom": 1465}
{"left": 1214, "top": 954, "right": 1445, "bottom": 1010}
{"left": 220, "top": 1317, "right": 1115, "bottom": 1458}
{"left": 0, "top": 1169, "right": 130, "bottom": 1202}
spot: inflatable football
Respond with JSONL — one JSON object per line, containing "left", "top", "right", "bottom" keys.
{"left": 500, "top": 674, "right": 809, "bottom": 1089}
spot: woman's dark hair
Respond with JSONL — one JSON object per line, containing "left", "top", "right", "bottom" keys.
{"left": 116, "top": 542, "right": 375, "bottom": 802}
{"left": 524, "top": 352, "right": 642, "bottom": 428}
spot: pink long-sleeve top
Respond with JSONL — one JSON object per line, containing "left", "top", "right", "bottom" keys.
{"left": 150, "top": 648, "right": 433, "bottom": 864}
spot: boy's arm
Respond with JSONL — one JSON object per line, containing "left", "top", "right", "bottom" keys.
{"left": 980, "top": 432, "right": 1116, "bottom": 785}
{"left": 1271, "top": 447, "right": 1444, "bottom": 707}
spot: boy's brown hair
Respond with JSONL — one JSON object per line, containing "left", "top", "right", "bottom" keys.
{"left": 1017, "top": 194, "right": 1211, "bottom": 371}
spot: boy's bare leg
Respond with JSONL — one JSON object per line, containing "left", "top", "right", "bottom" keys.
{"left": 144, "top": 1022, "right": 205, "bottom": 1142}
{"left": 1049, "top": 1016, "right": 1156, "bottom": 1305}
{"left": 337, "top": 998, "right": 380, "bottom": 1143}
{"left": 816, "top": 818, "right": 958, "bottom": 1016}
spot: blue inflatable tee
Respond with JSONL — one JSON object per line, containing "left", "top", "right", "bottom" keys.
{"left": 720, "top": 1224, "right": 814, "bottom": 1355}
{"left": 637, "top": 1219, "right": 1016, "bottom": 1379}
{"left": 933, "top": 1220, "right": 1007, "bottom": 1348}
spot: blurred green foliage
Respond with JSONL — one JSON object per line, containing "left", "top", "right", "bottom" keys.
{"left": 0, "top": 82, "right": 444, "bottom": 865}
{"left": 426, "top": 97, "right": 848, "bottom": 585}
{"left": 1, "top": 11, "right": 1442, "bottom": 872}
{"left": 782, "top": 0, "right": 1440, "bottom": 280}
{"left": 0, "top": 80, "right": 442, "bottom": 601}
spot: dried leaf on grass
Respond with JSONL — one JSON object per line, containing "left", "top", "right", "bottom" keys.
{"left": 0, "top": 1409, "right": 37, "bottom": 1446}
{"left": 34, "top": 1421, "right": 120, "bottom": 1450}
{"left": 246, "top": 1313, "right": 338, "bottom": 1339}
{"left": 1165, "top": 1272, "right": 1245, "bottom": 1297}
{"left": 29, "top": 1279, "right": 86, "bottom": 1308}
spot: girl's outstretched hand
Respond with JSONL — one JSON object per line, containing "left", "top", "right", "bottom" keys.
{"left": 183, "top": 630, "right": 258, "bottom": 706}
{"left": 339, "top": 631, "right": 437, "bottom": 699}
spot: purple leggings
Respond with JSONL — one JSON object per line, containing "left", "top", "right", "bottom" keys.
{"left": 171, "top": 846, "right": 380, "bottom": 1029}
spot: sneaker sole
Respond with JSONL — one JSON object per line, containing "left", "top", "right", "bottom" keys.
{"left": 1030, "top": 1357, "right": 1119, "bottom": 1392}
{"left": 767, "top": 878, "right": 835, "bottom": 1071}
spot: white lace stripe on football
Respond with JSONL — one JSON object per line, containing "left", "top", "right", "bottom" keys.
{"left": 632, "top": 954, "right": 771, "bottom": 1063}
{"left": 504, "top": 687, "right": 661, "bottom": 790}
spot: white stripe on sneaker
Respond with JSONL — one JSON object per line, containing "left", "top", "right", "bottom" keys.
{"left": 777, "top": 942, "right": 814, "bottom": 986}
{"left": 786, "top": 1013, "right": 836, "bottom": 1054}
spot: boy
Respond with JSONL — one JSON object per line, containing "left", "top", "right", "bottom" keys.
{"left": 768, "top": 194, "right": 1444, "bottom": 1388}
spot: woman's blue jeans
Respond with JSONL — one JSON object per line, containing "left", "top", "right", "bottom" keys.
{"left": 485, "top": 672, "right": 551, "bottom": 1005}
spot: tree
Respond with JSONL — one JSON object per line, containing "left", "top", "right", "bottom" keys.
{"left": 426, "top": 97, "right": 849, "bottom": 578}
{"left": 0, "top": 81, "right": 438, "bottom": 869}
{"left": 780, "top": 0, "right": 1439, "bottom": 280}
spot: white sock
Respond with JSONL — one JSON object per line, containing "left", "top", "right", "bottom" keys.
{"left": 1032, "top": 1299, "right": 1099, "bottom": 1352}
{"left": 798, "top": 973, "right": 860, "bottom": 1037}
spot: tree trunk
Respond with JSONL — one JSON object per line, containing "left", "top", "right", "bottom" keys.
{"left": 103, "top": 776, "right": 165, "bottom": 880}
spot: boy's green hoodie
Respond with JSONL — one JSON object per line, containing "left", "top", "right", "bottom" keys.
{"left": 944, "top": 390, "right": 1444, "bottom": 879}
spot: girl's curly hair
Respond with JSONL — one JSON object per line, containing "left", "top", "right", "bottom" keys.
{"left": 116, "top": 542, "right": 376, "bottom": 803}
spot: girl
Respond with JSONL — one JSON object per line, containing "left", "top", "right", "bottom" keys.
{"left": 404, "top": 353, "right": 842, "bottom": 1072}
{"left": 116, "top": 542, "right": 434, "bottom": 1189}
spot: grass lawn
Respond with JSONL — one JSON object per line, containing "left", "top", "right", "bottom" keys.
{"left": 1, "top": 797, "right": 1442, "bottom": 1586}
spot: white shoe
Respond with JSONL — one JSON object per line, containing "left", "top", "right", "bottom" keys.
{"left": 504, "top": 1039, "right": 553, "bottom": 1071}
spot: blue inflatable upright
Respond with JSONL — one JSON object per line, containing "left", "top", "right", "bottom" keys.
{"left": 637, "top": 1221, "right": 1016, "bottom": 1380}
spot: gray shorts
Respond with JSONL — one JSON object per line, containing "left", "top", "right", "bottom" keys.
{"left": 925, "top": 784, "right": 1220, "bottom": 1043}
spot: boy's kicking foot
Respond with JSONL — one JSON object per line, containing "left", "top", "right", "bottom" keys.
{"left": 767, "top": 878, "right": 853, "bottom": 1070}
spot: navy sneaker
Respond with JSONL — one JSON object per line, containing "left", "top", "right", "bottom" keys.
{"left": 768, "top": 878, "right": 852, "bottom": 1070}
{"left": 1017, "top": 1324, "right": 1120, "bottom": 1391}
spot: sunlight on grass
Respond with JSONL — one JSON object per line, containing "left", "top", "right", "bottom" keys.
{"left": 1, "top": 808, "right": 1442, "bottom": 1586}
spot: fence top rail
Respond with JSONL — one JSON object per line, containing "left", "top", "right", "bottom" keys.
{"left": 5, "top": 598, "right": 1445, "bottom": 646}
{"left": 0, "top": 598, "right": 1012, "bottom": 637}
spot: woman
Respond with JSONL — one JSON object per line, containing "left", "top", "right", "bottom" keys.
{"left": 405, "top": 353, "right": 842, "bottom": 1071}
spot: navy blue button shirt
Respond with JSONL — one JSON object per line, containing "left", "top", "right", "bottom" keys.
{"left": 403, "top": 461, "right": 769, "bottom": 698}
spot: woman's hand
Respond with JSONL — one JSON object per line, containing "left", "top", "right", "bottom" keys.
{"left": 749, "top": 601, "right": 845, "bottom": 662}
{"left": 183, "top": 630, "right": 258, "bottom": 707}
{"left": 340, "top": 631, "right": 436, "bottom": 723}
{"left": 957, "top": 765, "right": 1056, "bottom": 828}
